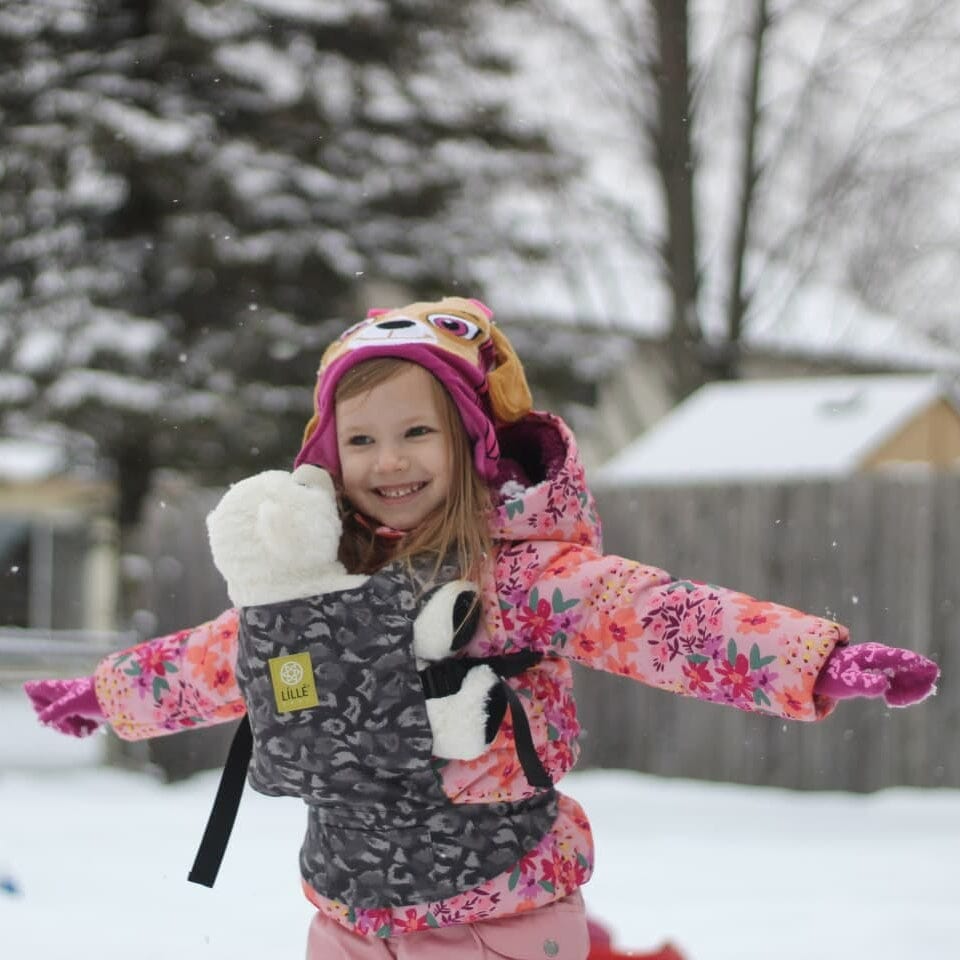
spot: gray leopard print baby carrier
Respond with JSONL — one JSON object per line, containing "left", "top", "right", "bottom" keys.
{"left": 225, "top": 560, "right": 557, "bottom": 909}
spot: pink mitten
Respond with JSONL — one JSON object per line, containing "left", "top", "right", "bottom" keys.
{"left": 22, "top": 676, "right": 105, "bottom": 737}
{"left": 814, "top": 643, "right": 940, "bottom": 707}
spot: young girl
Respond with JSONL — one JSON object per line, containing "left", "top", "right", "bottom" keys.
{"left": 24, "top": 296, "right": 940, "bottom": 960}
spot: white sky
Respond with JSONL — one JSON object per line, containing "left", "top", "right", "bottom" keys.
{"left": 2, "top": 686, "right": 958, "bottom": 959}
{"left": 483, "top": 1, "right": 960, "bottom": 373}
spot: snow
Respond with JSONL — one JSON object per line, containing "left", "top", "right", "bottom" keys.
{"left": 92, "top": 99, "right": 195, "bottom": 158}
{"left": 0, "top": 438, "right": 67, "bottom": 482}
{"left": 217, "top": 144, "right": 286, "bottom": 200}
{"left": 595, "top": 373, "right": 956, "bottom": 485}
{"left": 70, "top": 313, "right": 167, "bottom": 366}
{"left": 11, "top": 305, "right": 164, "bottom": 373}
{"left": 183, "top": 0, "right": 258, "bottom": 42}
{"left": 312, "top": 52, "right": 355, "bottom": 123}
{"left": 364, "top": 67, "right": 417, "bottom": 125}
{"left": 214, "top": 41, "right": 305, "bottom": 105}
{"left": 1, "top": 684, "right": 958, "bottom": 960}
{"left": 245, "top": 0, "right": 385, "bottom": 25}
{"left": 0, "top": 2, "right": 83, "bottom": 40}
{"left": 0, "top": 277, "right": 21, "bottom": 307}
{"left": 47, "top": 369, "right": 165, "bottom": 413}
{"left": 12, "top": 329, "right": 61, "bottom": 374}
{"left": 6, "top": 222, "right": 83, "bottom": 268}
{"left": 0, "top": 375, "right": 35, "bottom": 405}
{"left": 66, "top": 146, "right": 128, "bottom": 213}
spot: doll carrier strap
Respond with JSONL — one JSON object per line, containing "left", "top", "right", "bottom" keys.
{"left": 188, "top": 714, "right": 252, "bottom": 888}
{"left": 187, "top": 649, "right": 551, "bottom": 889}
{"left": 419, "top": 649, "right": 553, "bottom": 790}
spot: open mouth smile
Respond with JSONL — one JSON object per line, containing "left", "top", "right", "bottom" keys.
{"left": 374, "top": 481, "right": 429, "bottom": 500}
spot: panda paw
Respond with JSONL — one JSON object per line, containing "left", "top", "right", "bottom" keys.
{"left": 425, "top": 664, "right": 506, "bottom": 760}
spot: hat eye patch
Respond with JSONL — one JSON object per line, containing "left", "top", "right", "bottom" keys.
{"left": 337, "top": 319, "right": 369, "bottom": 341}
{"left": 345, "top": 316, "right": 436, "bottom": 345}
{"left": 427, "top": 313, "right": 482, "bottom": 341}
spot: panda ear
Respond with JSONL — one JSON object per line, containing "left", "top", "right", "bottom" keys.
{"left": 412, "top": 580, "right": 481, "bottom": 661}
{"left": 451, "top": 592, "right": 481, "bottom": 651}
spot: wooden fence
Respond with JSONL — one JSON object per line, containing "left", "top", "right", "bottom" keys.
{"left": 111, "top": 474, "right": 238, "bottom": 780}
{"left": 577, "top": 472, "right": 959, "bottom": 791}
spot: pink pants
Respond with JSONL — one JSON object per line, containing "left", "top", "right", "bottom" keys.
{"left": 305, "top": 892, "right": 589, "bottom": 960}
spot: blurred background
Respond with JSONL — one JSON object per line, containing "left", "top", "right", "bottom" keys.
{"left": 2, "top": 0, "right": 959, "bottom": 788}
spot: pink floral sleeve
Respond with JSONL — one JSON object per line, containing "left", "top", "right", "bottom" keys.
{"left": 496, "top": 545, "right": 848, "bottom": 721}
{"left": 93, "top": 608, "right": 246, "bottom": 740}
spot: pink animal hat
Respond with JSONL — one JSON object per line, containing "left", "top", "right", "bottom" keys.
{"left": 295, "top": 296, "right": 533, "bottom": 481}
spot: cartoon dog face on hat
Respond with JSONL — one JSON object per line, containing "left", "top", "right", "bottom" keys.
{"left": 327, "top": 298, "right": 493, "bottom": 364}
{"left": 296, "top": 297, "right": 532, "bottom": 481}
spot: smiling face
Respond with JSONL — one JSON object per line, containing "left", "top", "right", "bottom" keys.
{"left": 336, "top": 362, "right": 453, "bottom": 531}
{"left": 296, "top": 297, "right": 533, "bottom": 482}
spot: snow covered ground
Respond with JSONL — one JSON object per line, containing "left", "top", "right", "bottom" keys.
{"left": 2, "top": 684, "right": 958, "bottom": 959}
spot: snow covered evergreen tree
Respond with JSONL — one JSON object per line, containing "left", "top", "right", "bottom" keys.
{"left": 0, "top": 0, "right": 564, "bottom": 524}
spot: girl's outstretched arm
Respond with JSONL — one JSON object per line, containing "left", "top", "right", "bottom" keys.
{"left": 25, "top": 608, "right": 246, "bottom": 741}
{"left": 498, "top": 544, "right": 849, "bottom": 721}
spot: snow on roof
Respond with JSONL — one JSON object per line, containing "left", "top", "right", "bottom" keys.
{"left": 594, "top": 374, "right": 958, "bottom": 485}
{"left": 0, "top": 438, "right": 69, "bottom": 483}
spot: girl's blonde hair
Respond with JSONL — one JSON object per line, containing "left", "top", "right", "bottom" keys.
{"left": 334, "top": 358, "right": 493, "bottom": 579}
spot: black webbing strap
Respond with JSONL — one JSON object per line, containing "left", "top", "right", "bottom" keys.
{"left": 498, "top": 677, "right": 553, "bottom": 789}
{"left": 420, "top": 650, "right": 552, "bottom": 790}
{"left": 187, "top": 715, "right": 252, "bottom": 887}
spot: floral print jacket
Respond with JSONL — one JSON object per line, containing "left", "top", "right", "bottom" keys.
{"left": 93, "top": 411, "right": 848, "bottom": 936}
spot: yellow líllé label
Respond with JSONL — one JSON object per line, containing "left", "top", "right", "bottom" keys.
{"left": 268, "top": 651, "right": 319, "bottom": 713}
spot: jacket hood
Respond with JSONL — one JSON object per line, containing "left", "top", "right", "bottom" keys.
{"left": 489, "top": 412, "right": 602, "bottom": 551}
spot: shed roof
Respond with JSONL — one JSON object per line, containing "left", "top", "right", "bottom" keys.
{"left": 0, "top": 438, "right": 69, "bottom": 483}
{"left": 594, "top": 374, "right": 959, "bottom": 485}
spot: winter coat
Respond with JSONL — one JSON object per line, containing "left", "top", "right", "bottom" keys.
{"left": 92, "top": 411, "right": 848, "bottom": 935}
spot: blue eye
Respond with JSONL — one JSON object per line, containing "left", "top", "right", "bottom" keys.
{"left": 427, "top": 313, "right": 482, "bottom": 340}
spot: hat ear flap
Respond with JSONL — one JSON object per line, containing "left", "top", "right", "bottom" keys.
{"left": 467, "top": 298, "right": 494, "bottom": 319}
{"left": 302, "top": 342, "right": 340, "bottom": 447}
{"left": 301, "top": 410, "right": 320, "bottom": 448}
{"left": 487, "top": 325, "right": 532, "bottom": 423}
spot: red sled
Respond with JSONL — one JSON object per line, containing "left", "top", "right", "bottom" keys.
{"left": 587, "top": 917, "right": 688, "bottom": 960}
{"left": 589, "top": 946, "right": 686, "bottom": 960}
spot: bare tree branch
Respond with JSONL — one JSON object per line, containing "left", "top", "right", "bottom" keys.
{"left": 720, "top": 0, "right": 771, "bottom": 378}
